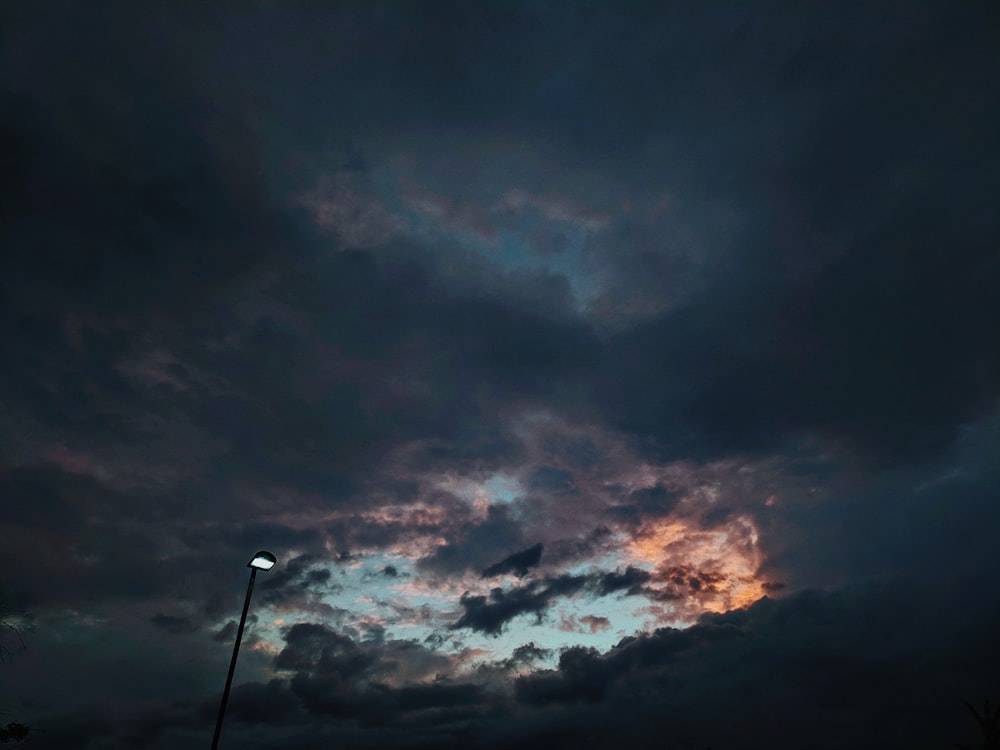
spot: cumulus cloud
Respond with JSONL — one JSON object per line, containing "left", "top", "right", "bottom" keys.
{"left": 32, "top": 581, "right": 996, "bottom": 749}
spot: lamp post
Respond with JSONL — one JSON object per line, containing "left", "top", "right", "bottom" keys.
{"left": 210, "top": 550, "right": 276, "bottom": 750}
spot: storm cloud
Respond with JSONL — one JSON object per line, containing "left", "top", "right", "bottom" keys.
{"left": 2, "top": 2, "right": 999, "bottom": 749}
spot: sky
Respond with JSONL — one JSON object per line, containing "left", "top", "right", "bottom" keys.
{"left": 1, "top": 1, "right": 999, "bottom": 748}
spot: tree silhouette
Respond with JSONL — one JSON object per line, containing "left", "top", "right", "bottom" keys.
{"left": 955, "top": 699, "right": 1000, "bottom": 750}
{"left": 0, "top": 611, "right": 24, "bottom": 665}
{"left": 0, "top": 724, "right": 29, "bottom": 745}
{"left": 0, "top": 605, "right": 31, "bottom": 744}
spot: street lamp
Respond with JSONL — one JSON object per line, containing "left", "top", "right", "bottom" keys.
{"left": 210, "top": 550, "right": 277, "bottom": 750}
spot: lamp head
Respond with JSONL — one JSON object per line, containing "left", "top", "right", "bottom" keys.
{"left": 248, "top": 550, "right": 276, "bottom": 571}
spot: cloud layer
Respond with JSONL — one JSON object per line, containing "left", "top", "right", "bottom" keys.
{"left": 1, "top": 1, "right": 999, "bottom": 748}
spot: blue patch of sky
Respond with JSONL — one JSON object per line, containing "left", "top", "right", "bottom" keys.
{"left": 483, "top": 473, "right": 521, "bottom": 504}
{"left": 491, "top": 220, "right": 597, "bottom": 310}
{"left": 373, "top": 163, "right": 601, "bottom": 310}
{"left": 248, "top": 545, "right": 683, "bottom": 679}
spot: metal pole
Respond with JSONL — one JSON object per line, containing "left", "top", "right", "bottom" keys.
{"left": 210, "top": 567, "right": 257, "bottom": 750}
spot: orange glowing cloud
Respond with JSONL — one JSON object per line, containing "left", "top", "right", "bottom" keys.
{"left": 626, "top": 514, "right": 767, "bottom": 617}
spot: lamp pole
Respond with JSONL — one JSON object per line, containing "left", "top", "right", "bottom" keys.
{"left": 210, "top": 551, "right": 276, "bottom": 750}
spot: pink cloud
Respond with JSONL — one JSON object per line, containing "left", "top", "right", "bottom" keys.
{"left": 401, "top": 180, "right": 498, "bottom": 243}
{"left": 296, "top": 174, "right": 399, "bottom": 249}
{"left": 497, "top": 189, "right": 612, "bottom": 232}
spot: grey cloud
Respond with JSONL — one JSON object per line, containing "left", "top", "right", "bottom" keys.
{"left": 509, "top": 642, "right": 551, "bottom": 666}
{"left": 542, "top": 525, "right": 615, "bottom": 568}
{"left": 604, "top": 485, "right": 681, "bottom": 529}
{"left": 256, "top": 553, "right": 340, "bottom": 614}
{"left": 451, "top": 575, "right": 590, "bottom": 636}
{"left": 64, "top": 580, "right": 999, "bottom": 750}
{"left": 594, "top": 566, "right": 651, "bottom": 597}
{"left": 213, "top": 620, "right": 237, "bottom": 643}
{"left": 224, "top": 679, "right": 302, "bottom": 727}
{"left": 453, "top": 567, "right": 653, "bottom": 636}
{"left": 527, "top": 466, "right": 574, "bottom": 492}
{"left": 417, "top": 504, "right": 526, "bottom": 577}
{"left": 509, "top": 581, "right": 1000, "bottom": 748}
{"left": 482, "top": 543, "right": 544, "bottom": 579}
{"left": 3, "top": 2, "right": 1000, "bottom": 748}
{"left": 150, "top": 614, "right": 199, "bottom": 635}
{"left": 277, "top": 623, "right": 376, "bottom": 678}
{"left": 276, "top": 623, "right": 455, "bottom": 690}
{"left": 587, "top": 4, "right": 1000, "bottom": 467}
{"left": 288, "top": 672, "right": 492, "bottom": 730}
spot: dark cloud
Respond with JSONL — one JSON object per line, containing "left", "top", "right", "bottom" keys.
{"left": 224, "top": 679, "right": 302, "bottom": 727}
{"left": 150, "top": 614, "right": 199, "bottom": 635}
{"left": 482, "top": 543, "right": 544, "bottom": 579}
{"left": 527, "top": 466, "right": 574, "bottom": 492}
{"left": 3, "top": 2, "right": 1000, "bottom": 749}
{"left": 697, "top": 507, "right": 733, "bottom": 534}
{"left": 417, "top": 504, "right": 527, "bottom": 577}
{"left": 761, "top": 446, "right": 1000, "bottom": 592}
{"left": 509, "top": 642, "right": 551, "bottom": 666}
{"left": 652, "top": 566, "right": 726, "bottom": 591}
{"left": 589, "top": 3, "right": 1000, "bottom": 466}
{"left": 47, "top": 581, "right": 996, "bottom": 750}
{"left": 0, "top": 463, "right": 113, "bottom": 533}
{"left": 604, "top": 485, "right": 681, "bottom": 529}
{"left": 543, "top": 525, "right": 616, "bottom": 568}
{"left": 454, "top": 567, "right": 652, "bottom": 636}
{"left": 0, "top": 1, "right": 602, "bottom": 528}
{"left": 0, "top": 3, "right": 299, "bottom": 467}
{"left": 507, "top": 582, "right": 1000, "bottom": 749}
{"left": 275, "top": 623, "right": 455, "bottom": 690}
{"left": 515, "top": 645, "right": 614, "bottom": 705}
{"left": 261, "top": 623, "right": 494, "bottom": 738}
{"left": 276, "top": 623, "right": 375, "bottom": 679}
{"left": 594, "top": 566, "right": 651, "bottom": 597}
{"left": 258, "top": 554, "right": 326, "bottom": 591}
{"left": 288, "top": 672, "right": 492, "bottom": 731}
{"left": 257, "top": 553, "right": 339, "bottom": 611}
{"left": 213, "top": 620, "right": 237, "bottom": 644}
{"left": 451, "top": 575, "right": 589, "bottom": 636}
{"left": 0, "top": 463, "right": 178, "bottom": 607}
